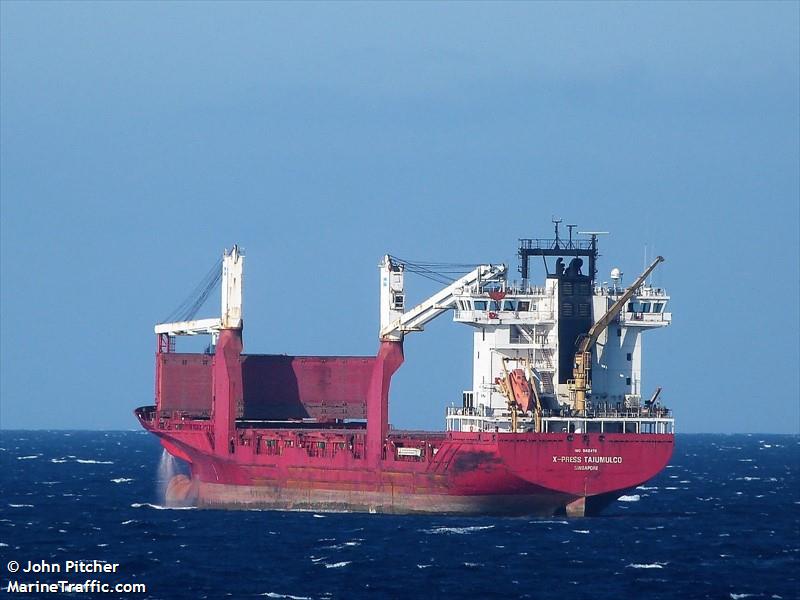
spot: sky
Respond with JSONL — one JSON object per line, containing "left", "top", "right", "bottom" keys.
{"left": 1, "top": 1, "right": 798, "bottom": 433}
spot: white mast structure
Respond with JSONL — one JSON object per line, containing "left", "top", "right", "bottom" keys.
{"left": 154, "top": 245, "right": 244, "bottom": 346}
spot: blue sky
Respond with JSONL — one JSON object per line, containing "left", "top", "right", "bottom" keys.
{"left": 1, "top": 2, "right": 798, "bottom": 433}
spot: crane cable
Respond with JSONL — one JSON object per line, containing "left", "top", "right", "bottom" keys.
{"left": 162, "top": 259, "right": 222, "bottom": 323}
{"left": 388, "top": 255, "right": 482, "bottom": 286}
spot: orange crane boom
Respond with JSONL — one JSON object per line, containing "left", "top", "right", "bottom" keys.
{"left": 571, "top": 256, "right": 665, "bottom": 414}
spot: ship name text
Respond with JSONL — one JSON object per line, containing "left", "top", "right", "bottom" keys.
{"left": 551, "top": 455, "right": 623, "bottom": 469}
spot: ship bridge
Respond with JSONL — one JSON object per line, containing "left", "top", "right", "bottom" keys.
{"left": 445, "top": 222, "right": 673, "bottom": 435}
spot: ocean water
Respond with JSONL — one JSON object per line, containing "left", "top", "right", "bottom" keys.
{"left": 1, "top": 432, "right": 798, "bottom": 600}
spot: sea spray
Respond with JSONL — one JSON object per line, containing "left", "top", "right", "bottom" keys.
{"left": 157, "top": 449, "right": 179, "bottom": 501}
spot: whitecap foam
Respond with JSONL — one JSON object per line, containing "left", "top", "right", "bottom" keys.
{"left": 730, "top": 594, "right": 755, "bottom": 599}
{"left": 16, "top": 455, "right": 40, "bottom": 460}
{"left": 636, "top": 486, "right": 658, "bottom": 490}
{"left": 8, "top": 504, "right": 34, "bottom": 508}
{"left": 312, "top": 514, "right": 326, "bottom": 518}
{"left": 76, "top": 459, "right": 114, "bottom": 465}
{"left": 619, "top": 495, "right": 640, "bottom": 502}
{"left": 572, "top": 530, "right": 590, "bottom": 534}
{"left": 626, "top": 563, "right": 666, "bottom": 569}
{"left": 130, "top": 502, "right": 196, "bottom": 510}
{"left": 423, "top": 525, "right": 495, "bottom": 535}
{"left": 111, "top": 478, "right": 133, "bottom": 484}
{"left": 417, "top": 564, "right": 431, "bottom": 569}
{"left": 50, "top": 458, "right": 68, "bottom": 463}
{"left": 323, "top": 561, "right": 350, "bottom": 569}
{"left": 261, "top": 593, "right": 311, "bottom": 599}
{"left": 529, "top": 520, "right": 568, "bottom": 525}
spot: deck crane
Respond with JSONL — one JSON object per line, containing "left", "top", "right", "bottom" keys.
{"left": 379, "top": 255, "right": 506, "bottom": 342}
{"left": 154, "top": 245, "right": 244, "bottom": 349}
{"left": 571, "top": 255, "right": 665, "bottom": 415}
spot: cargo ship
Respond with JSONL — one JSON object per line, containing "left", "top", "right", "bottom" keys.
{"left": 136, "top": 224, "right": 674, "bottom": 516}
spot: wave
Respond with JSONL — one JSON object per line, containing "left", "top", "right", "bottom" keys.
{"left": 16, "top": 455, "right": 40, "bottom": 460}
{"left": 261, "top": 594, "right": 312, "bottom": 600}
{"left": 626, "top": 563, "right": 666, "bottom": 569}
{"left": 130, "top": 502, "right": 196, "bottom": 511}
{"left": 572, "top": 530, "right": 590, "bottom": 534}
{"left": 529, "top": 520, "right": 568, "bottom": 525}
{"left": 50, "top": 458, "right": 68, "bottom": 463}
{"left": 323, "top": 561, "right": 351, "bottom": 569}
{"left": 110, "top": 478, "right": 134, "bottom": 484}
{"left": 8, "top": 504, "right": 34, "bottom": 508}
{"left": 619, "top": 494, "right": 641, "bottom": 502}
{"left": 76, "top": 459, "right": 114, "bottom": 465}
{"left": 423, "top": 525, "right": 495, "bottom": 535}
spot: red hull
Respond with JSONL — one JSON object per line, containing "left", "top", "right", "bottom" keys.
{"left": 138, "top": 330, "right": 673, "bottom": 516}
{"left": 137, "top": 420, "right": 672, "bottom": 516}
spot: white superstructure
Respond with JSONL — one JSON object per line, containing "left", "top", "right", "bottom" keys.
{"left": 445, "top": 277, "right": 671, "bottom": 432}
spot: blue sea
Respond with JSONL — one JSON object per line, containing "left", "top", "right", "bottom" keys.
{"left": 1, "top": 432, "right": 798, "bottom": 599}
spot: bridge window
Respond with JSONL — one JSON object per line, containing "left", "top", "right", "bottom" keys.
{"left": 640, "top": 302, "right": 651, "bottom": 313}
{"left": 517, "top": 301, "right": 530, "bottom": 311}
{"left": 653, "top": 302, "right": 664, "bottom": 313}
{"left": 503, "top": 300, "right": 516, "bottom": 311}
{"left": 474, "top": 300, "right": 487, "bottom": 311}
